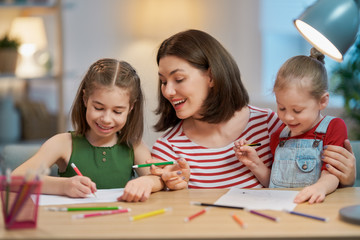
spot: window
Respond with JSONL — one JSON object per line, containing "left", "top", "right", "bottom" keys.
{"left": 260, "top": 0, "right": 342, "bottom": 107}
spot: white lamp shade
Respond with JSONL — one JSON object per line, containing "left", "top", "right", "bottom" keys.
{"left": 9, "top": 17, "right": 47, "bottom": 50}
{"left": 294, "top": 0, "right": 359, "bottom": 62}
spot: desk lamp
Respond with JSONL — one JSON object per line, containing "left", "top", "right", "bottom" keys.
{"left": 294, "top": 0, "right": 359, "bottom": 62}
{"left": 294, "top": 0, "right": 360, "bottom": 225}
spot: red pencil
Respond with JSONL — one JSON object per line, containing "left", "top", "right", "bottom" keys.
{"left": 71, "top": 163, "right": 97, "bottom": 197}
{"left": 184, "top": 208, "right": 209, "bottom": 222}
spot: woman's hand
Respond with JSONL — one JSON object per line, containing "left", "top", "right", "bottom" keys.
{"left": 149, "top": 158, "right": 190, "bottom": 190}
{"left": 322, "top": 139, "right": 356, "bottom": 187}
{"left": 118, "top": 176, "right": 154, "bottom": 202}
{"left": 62, "top": 175, "right": 97, "bottom": 198}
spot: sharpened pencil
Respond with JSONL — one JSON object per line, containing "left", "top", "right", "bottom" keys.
{"left": 190, "top": 201, "right": 244, "bottom": 210}
{"left": 246, "top": 209, "right": 279, "bottom": 222}
{"left": 129, "top": 207, "right": 172, "bottom": 221}
{"left": 71, "top": 163, "right": 97, "bottom": 198}
{"left": 231, "top": 213, "right": 247, "bottom": 228}
{"left": 132, "top": 162, "right": 174, "bottom": 168}
{"left": 72, "top": 208, "right": 130, "bottom": 219}
{"left": 245, "top": 143, "right": 261, "bottom": 147}
{"left": 184, "top": 208, "right": 209, "bottom": 222}
{"left": 46, "top": 206, "right": 123, "bottom": 212}
{"left": 285, "top": 210, "right": 328, "bottom": 222}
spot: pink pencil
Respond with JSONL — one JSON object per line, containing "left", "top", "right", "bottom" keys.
{"left": 72, "top": 208, "right": 131, "bottom": 219}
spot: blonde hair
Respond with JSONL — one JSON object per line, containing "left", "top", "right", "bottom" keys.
{"left": 274, "top": 48, "right": 328, "bottom": 100}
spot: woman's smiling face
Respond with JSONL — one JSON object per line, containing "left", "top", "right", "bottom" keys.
{"left": 158, "top": 55, "right": 213, "bottom": 120}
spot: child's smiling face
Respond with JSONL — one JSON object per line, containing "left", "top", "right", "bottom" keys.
{"left": 84, "top": 85, "right": 131, "bottom": 145}
{"left": 275, "top": 83, "right": 327, "bottom": 137}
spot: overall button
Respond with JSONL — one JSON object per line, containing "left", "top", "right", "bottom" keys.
{"left": 102, "top": 158, "right": 106, "bottom": 162}
{"left": 312, "top": 141, "right": 320, "bottom": 148}
{"left": 279, "top": 141, "right": 285, "bottom": 147}
{"left": 302, "top": 163, "right": 308, "bottom": 170}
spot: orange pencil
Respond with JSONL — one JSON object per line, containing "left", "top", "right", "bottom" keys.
{"left": 232, "top": 213, "right": 247, "bottom": 228}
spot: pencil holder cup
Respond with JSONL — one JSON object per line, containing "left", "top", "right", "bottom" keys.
{"left": 0, "top": 176, "right": 42, "bottom": 230}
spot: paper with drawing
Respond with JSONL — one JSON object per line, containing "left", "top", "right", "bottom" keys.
{"left": 215, "top": 188, "right": 299, "bottom": 211}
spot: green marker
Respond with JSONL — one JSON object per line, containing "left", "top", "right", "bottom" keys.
{"left": 132, "top": 162, "right": 174, "bottom": 168}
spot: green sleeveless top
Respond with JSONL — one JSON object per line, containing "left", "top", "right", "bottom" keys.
{"left": 59, "top": 132, "right": 134, "bottom": 189}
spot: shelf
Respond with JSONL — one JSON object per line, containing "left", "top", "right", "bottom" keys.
{"left": 0, "top": 0, "right": 64, "bottom": 143}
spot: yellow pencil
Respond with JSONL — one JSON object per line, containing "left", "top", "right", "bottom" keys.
{"left": 129, "top": 207, "right": 172, "bottom": 221}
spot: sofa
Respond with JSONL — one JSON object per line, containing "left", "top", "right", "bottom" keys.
{"left": 0, "top": 143, "right": 58, "bottom": 176}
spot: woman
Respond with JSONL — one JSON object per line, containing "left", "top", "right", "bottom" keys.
{"left": 149, "top": 29, "right": 356, "bottom": 189}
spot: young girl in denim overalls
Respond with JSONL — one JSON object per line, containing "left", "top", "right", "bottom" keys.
{"left": 234, "top": 48, "right": 347, "bottom": 204}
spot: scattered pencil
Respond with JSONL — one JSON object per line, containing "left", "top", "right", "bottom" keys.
{"left": 46, "top": 206, "right": 123, "bottom": 212}
{"left": 184, "top": 208, "right": 209, "bottom": 222}
{"left": 246, "top": 209, "right": 279, "bottom": 222}
{"left": 132, "top": 162, "right": 174, "bottom": 168}
{"left": 231, "top": 213, "right": 248, "bottom": 228}
{"left": 72, "top": 208, "right": 130, "bottom": 219}
{"left": 285, "top": 210, "right": 329, "bottom": 222}
{"left": 190, "top": 201, "right": 244, "bottom": 210}
{"left": 129, "top": 207, "right": 172, "bottom": 221}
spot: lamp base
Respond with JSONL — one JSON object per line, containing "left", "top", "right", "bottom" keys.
{"left": 339, "top": 205, "right": 360, "bottom": 225}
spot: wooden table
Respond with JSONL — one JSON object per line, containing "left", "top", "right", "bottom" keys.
{"left": 1, "top": 188, "right": 360, "bottom": 239}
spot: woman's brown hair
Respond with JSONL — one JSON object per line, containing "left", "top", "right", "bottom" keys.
{"left": 154, "top": 29, "right": 249, "bottom": 132}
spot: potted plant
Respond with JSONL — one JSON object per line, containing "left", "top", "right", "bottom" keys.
{"left": 0, "top": 34, "right": 20, "bottom": 74}
{"left": 331, "top": 36, "right": 360, "bottom": 140}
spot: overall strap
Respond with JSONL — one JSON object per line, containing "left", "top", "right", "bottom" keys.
{"left": 279, "top": 126, "right": 291, "bottom": 138}
{"left": 315, "top": 116, "right": 335, "bottom": 134}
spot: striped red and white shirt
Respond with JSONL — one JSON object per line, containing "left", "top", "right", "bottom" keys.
{"left": 151, "top": 106, "right": 283, "bottom": 189}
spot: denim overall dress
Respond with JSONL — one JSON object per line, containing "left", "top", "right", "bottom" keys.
{"left": 269, "top": 116, "right": 334, "bottom": 188}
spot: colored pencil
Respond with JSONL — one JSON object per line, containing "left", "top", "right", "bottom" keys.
{"left": 246, "top": 209, "right": 279, "bottom": 222}
{"left": 184, "top": 208, "right": 209, "bottom": 222}
{"left": 45, "top": 206, "right": 123, "bottom": 212}
{"left": 72, "top": 208, "right": 130, "bottom": 219}
{"left": 246, "top": 143, "right": 261, "bottom": 147}
{"left": 132, "top": 162, "right": 174, "bottom": 168}
{"left": 231, "top": 213, "right": 248, "bottom": 228}
{"left": 71, "top": 163, "right": 97, "bottom": 198}
{"left": 286, "top": 210, "right": 329, "bottom": 222}
{"left": 129, "top": 207, "right": 172, "bottom": 221}
{"left": 190, "top": 201, "right": 244, "bottom": 210}
{"left": 6, "top": 173, "right": 35, "bottom": 225}
{"left": 5, "top": 168, "right": 11, "bottom": 217}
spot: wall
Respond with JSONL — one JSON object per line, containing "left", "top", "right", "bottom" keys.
{"left": 62, "top": 0, "right": 262, "bottom": 147}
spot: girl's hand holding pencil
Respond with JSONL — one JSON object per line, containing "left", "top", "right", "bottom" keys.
{"left": 67, "top": 163, "right": 97, "bottom": 198}
{"left": 233, "top": 140, "right": 263, "bottom": 169}
{"left": 63, "top": 176, "right": 97, "bottom": 198}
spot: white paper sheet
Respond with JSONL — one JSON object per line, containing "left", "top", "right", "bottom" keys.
{"left": 34, "top": 188, "right": 124, "bottom": 206}
{"left": 214, "top": 188, "right": 299, "bottom": 211}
